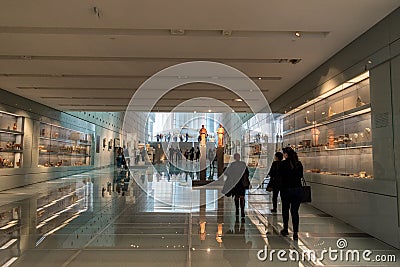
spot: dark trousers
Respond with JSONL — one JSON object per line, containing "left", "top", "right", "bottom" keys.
{"left": 234, "top": 195, "right": 245, "bottom": 217}
{"left": 272, "top": 188, "right": 280, "bottom": 210}
{"left": 281, "top": 187, "right": 303, "bottom": 233}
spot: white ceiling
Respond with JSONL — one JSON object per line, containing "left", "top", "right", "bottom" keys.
{"left": 0, "top": 0, "right": 399, "bottom": 112}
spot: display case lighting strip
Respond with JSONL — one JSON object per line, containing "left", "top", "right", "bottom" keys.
{"left": 40, "top": 121, "right": 88, "bottom": 134}
{"left": 37, "top": 186, "right": 86, "bottom": 212}
{"left": 0, "top": 239, "right": 18, "bottom": 249}
{"left": 0, "top": 220, "right": 18, "bottom": 230}
{"left": 36, "top": 214, "right": 81, "bottom": 247}
{"left": 36, "top": 199, "right": 83, "bottom": 229}
{"left": 280, "top": 71, "right": 369, "bottom": 119}
{"left": 0, "top": 110, "right": 21, "bottom": 117}
{"left": 1, "top": 257, "right": 18, "bottom": 267}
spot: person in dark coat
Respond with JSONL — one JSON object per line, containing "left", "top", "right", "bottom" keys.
{"left": 279, "top": 147, "right": 303, "bottom": 241}
{"left": 222, "top": 153, "right": 250, "bottom": 219}
{"left": 195, "top": 147, "right": 200, "bottom": 161}
{"left": 268, "top": 152, "right": 283, "bottom": 213}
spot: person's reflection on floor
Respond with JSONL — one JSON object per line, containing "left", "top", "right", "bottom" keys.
{"left": 223, "top": 218, "right": 252, "bottom": 267}
{"left": 184, "top": 171, "right": 189, "bottom": 182}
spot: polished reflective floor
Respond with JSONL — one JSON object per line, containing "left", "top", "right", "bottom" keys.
{"left": 0, "top": 167, "right": 399, "bottom": 266}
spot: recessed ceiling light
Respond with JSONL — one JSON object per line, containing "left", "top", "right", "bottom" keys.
{"left": 232, "top": 109, "right": 235, "bottom": 113}
{"left": 367, "top": 60, "right": 372, "bottom": 64}
{"left": 222, "top": 30, "right": 232, "bottom": 36}
{"left": 171, "top": 29, "right": 185, "bottom": 35}
{"left": 233, "top": 98, "right": 243, "bottom": 102}
{"left": 193, "top": 111, "right": 196, "bottom": 113}
{"left": 258, "top": 77, "right": 262, "bottom": 80}
{"left": 208, "top": 109, "right": 212, "bottom": 112}
{"left": 295, "top": 31, "right": 301, "bottom": 37}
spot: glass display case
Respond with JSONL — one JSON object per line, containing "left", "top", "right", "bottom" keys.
{"left": 281, "top": 72, "right": 373, "bottom": 179}
{"left": 0, "top": 111, "right": 24, "bottom": 169}
{"left": 38, "top": 122, "right": 92, "bottom": 167}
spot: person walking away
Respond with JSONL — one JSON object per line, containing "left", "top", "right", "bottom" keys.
{"left": 123, "top": 145, "right": 130, "bottom": 168}
{"left": 268, "top": 152, "right": 283, "bottom": 213}
{"left": 195, "top": 147, "right": 200, "bottom": 162}
{"left": 222, "top": 153, "right": 250, "bottom": 219}
{"left": 280, "top": 147, "right": 303, "bottom": 241}
{"left": 190, "top": 147, "right": 195, "bottom": 161}
{"left": 169, "top": 147, "right": 174, "bottom": 163}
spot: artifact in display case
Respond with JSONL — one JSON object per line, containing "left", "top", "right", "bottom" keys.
{"left": 281, "top": 72, "right": 373, "bottom": 179}
{"left": 38, "top": 122, "right": 92, "bottom": 167}
{"left": 0, "top": 110, "right": 24, "bottom": 169}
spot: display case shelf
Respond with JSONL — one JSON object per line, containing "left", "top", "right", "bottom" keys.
{"left": 0, "top": 129, "right": 24, "bottom": 135}
{"left": 284, "top": 104, "right": 371, "bottom": 136}
{"left": 38, "top": 122, "right": 92, "bottom": 167}
{"left": 281, "top": 72, "right": 374, "bottom": 179}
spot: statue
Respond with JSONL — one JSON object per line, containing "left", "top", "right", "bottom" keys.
{"left": 199, "top": 125, "right": 207, "bottom": 145}
{"left": 217, "top": 124, "right": 225, "bottom": 147}
{"left": 311, "top": 125, "right": 320, "bottom": 146}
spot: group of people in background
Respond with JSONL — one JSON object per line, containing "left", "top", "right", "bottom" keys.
{"left": 156, "top": 133, "right": 190, "bottom": 142}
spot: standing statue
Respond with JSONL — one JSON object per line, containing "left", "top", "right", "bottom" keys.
{"left": 199, "top": 125, "right": 207, "bottom": 145}
{"left": 217, "top": 124, "right": 225, "bottom": 147}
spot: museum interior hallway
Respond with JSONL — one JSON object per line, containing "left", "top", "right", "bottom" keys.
{"left": 1, "top": 167, "right": 398, "bottom": 267}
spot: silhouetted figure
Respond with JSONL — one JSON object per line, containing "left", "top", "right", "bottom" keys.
{"left": 280, "top": 147, "right": 304, "bottom": 241}
{"left": 268, "top": 152, "right": 283, "bottom": 212}
{"left": 222, "top": 153, "right": 249, "bottom": 218}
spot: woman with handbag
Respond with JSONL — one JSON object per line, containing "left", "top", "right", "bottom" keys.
{"left": 267, "top": 152, "right": 283, "bottom": 213}
{"left": 280, "top": 147, "right": 304, "bottom": 241}
{"left": 222, "top": 153, "right": 250, "bottom": 220}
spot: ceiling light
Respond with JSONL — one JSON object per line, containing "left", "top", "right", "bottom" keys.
{"left": 222, "top": 30, "right": 232, "bottom": 36}
{"left": 367, "top": 60, "right": 372, "bottom": 64}
{"left": 233, "top": 98, "right": 243, "bottom": 102}
{"left": 208, "top": 109, "right": 212, "bottom": 112}
{"left": 20, "top": 55, "right": 32, "bottom": 60}
{"left": 295, "top": 31, "right": 301, "bottom": 37}
{"left": 170, "top": 29, "right": 185, "bottom": 35}
{"left": 232, "top": 110, "right": 235, "bottom": 113}
{"left": 258, "top": 77, "right": 262, "bottom": 80}
{"left": 193, "top": 111, "right": 196, "bottom": 113}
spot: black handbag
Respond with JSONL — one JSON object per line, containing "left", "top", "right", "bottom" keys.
{"left": 266, "top": 177, "right": 274, "bottom": 192}
{"left": 242, "top": 173, "right": 250, "bottom": 189}
{"left": 301, "top": 177, "right": 312, "bottom": 203}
